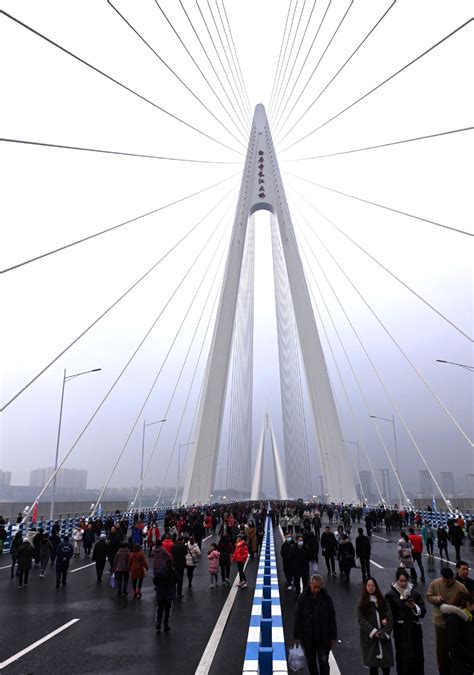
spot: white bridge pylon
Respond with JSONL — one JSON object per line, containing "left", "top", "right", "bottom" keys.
{"left": 251, "top": 411, "right": 288, "bottom": 501}
{"left": 182, "top": 104, "right": 357, "bottom": 505}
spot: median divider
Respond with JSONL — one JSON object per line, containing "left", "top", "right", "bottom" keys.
{"left": 243, "top": 514, "right": 287, "bottom": 674}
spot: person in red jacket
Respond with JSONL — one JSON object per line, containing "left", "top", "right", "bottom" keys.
{"left": 408, "top": 527, "right": 425, "bottom": 582}
{"left": 147, "top": 524, "right": 161, "bottom": 556}
{"left": 232, "top": 535, "right": 249, "bottom": 588}
{"left": 162, "top": 534, "right": 174, "bottom": 557}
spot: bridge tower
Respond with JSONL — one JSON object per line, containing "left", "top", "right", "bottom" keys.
{"left": 182, "top": 104, "right": 357, "bottom": 505}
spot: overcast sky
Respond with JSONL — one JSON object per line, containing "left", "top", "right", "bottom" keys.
{"left": 1, "top": 0, "right": 472, "bottom": 500}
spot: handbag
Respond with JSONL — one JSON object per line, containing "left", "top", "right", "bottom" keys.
{"left": 109, "top": 573, "right": 116, "bottom": 589}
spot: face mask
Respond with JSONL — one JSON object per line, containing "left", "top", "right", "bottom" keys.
{"left": 287, "top": 538, "right": 292, "bottom": 543}
{"left": 298, "top": 541, "right": 304, "bottom": 547}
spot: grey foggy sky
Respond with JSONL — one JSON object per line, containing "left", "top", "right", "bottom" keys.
{"left": 1, "top": 0, "right": 473, "bottom": 499}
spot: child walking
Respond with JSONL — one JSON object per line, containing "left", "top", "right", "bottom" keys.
{"left": 208, "top": 543, "right": 220, "bottom": 588}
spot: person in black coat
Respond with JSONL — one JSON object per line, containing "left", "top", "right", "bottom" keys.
{"left": 294, "top": 574, "right": 337, "bottom": 675}
{"left": 17, "top": 538, "right": 34, "bottom": 587}
{"left": 441, "top": 592, "right": 474, "bottom": 675}
{"left": 171, "top": 536, "right": 187, "bottom": 598}
{"left": 292, "top": 537, "right": 310, "bottom": 595}
{"left": 92, "top": 534, "right": 108, "bottom": 582}
{"left": 83, "top": 524, "right": 95, "bottom": 558}
{"left": 303, "top": 528, "right": 319, "bottom": 575}
{"left": 338, "top": 534, "right": 356, "bottom": 583}
{"left": 107, "top": 526, "right": 122, "bottom": 571}
{"left": 55, "top": 536, "right": 74, "bottom": 588}
{"left": 10, "top": 531, "right": 23, "bottom": 578}
{"left": 154, "top": 558, "right": 179, "bottom": 632}
{"left": 385, "top": 567, "right": 426, "bottom": 675}
{"left": 356, "top": 527, "right": 372, "bottom": 581}
{"left": 320, "top": 527, "right": 337, "bottom": 576}
{"left": 281, "top": 534, "right": 296, "bottom": 589}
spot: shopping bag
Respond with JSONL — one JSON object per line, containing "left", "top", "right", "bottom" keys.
{"left": 288, "top": 644, "right": 305, "bottom": 671}
{"left": 109, "top": 573, "right": 116, "bottom": 589}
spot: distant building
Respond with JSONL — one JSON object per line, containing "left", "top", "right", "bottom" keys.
{"left": 30, "top": 467, "right": 87, "bottom": 491}
{"left": 465, "top": 474, "right": 474, "bottom": 497}
{"left": 419, "top": 470, "right": 434, "bottom": 496}
{"left": 380, "top": 469, "right": 391, "bottom": 503}
{"left": 0, "top": 470, "right": 12, "bottom": 486}
{"left": 440, "top": 471, "right": 455, "bottom": 496}
{"left": 359, "top": 471, "right": 373, "bottom": 502}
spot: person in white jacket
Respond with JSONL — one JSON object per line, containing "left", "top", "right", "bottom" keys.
{"left": 72, "top": 526, "right": 83, "bottom": 558}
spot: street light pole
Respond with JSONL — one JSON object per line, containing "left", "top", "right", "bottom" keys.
{"left": 436, "top": 359, "right": 474, "bottom": 372}
{"left": 370, "top": 414, "right": 402, "bottom": 507}
{"left": 50, "top": 367, "right": 101, "bottom": 522}
{"left": 141, "top": 418, "right": 167, "bottom": 510}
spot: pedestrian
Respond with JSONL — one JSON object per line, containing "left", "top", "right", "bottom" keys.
{"left": 49, "top": 530, "right": 61, "bottom": 567}
{"left": 55, "top": 535, "right": 73, "bottom": 588}
{"left": 246, "top": 521, "right": 257, "bottom": 559}
{"left": 303, "top": 527, "right": 319, "bottom": 575}
{"left": 292, "top": 535, "right": 310, "bottom": 595}
{"left": 320, "top": 526, "right": 337, "bottom": 577}
{"left": 427, "top": 567, "right": 470, "bottom": 675}
{"left": 356, "top": 527, "right": 371, "bottom": 581}
{"left": 217, "top": 534, "right": 233, "bottom": 585}
{"left": 437, "top": 526, "right": 450, "bottom": 561}
{"left": 113, "top": 542, "right": 130, "bottom": 596}
{"left": 455, "top": 560, "right": 474, "bottom": 593}
{"left": 440, "top": 591, "right": 474, "bottom": 675}
{"left": 107, "top": 525, "right": 122, "bottom": 571}
{"left": 385, "top": 568, "right": 426, "bottom": 675}
{"left": 17, "top": 537, "right": 34, "bottom": 588}
{"left": 129, "top": 543, "right": 148, "bottom": 598}
{"left": 10, "top": 530, "right": 22, "bottom": 578}
{"left": 39, "top": 533, "right": 53, "bottom": 577}
{"left": 421, "top": 521, "right": 435, "bottom": 558}
{"left": 337, "top": 533, "right": 356, "bottom": 584}
{"left": 72, "top": 525, "right": 83, "bottom": 558}
{"left": 154, "top": 558, "right": 179, "bottom": 632}
{"left": 450, "top": 522, "right": 465, "bottom": 562}
{"left": 92, "top": 533, "right": 108, "bottom": 582}
{"left": 397, "top": 532, "right": 416, "bottom": 580}
{"left": 147, "top": 522, "right": 161, "bottom": 555}
{"left": 32, "top": 528, "right": 42, "bottom": 567}
{"left": 232, "top": 534, "right": 249, "bottom": 588}
{"left": 293, "top": 573, "right": 337, "bottom": 675}
{"left": 162, "top": 533, "right": 174, "bottom": 556}
{"left": 171, "top": 535, "right": 187, "bottom": 598}
{"left": 83, "top": 523, "right": 95, "bottom": 558}
{"left": 281, "top": 532, "right": 296, "bottom": 590}
{"left": 185, "top": 536, "right": 200, "bottom": 588}
{"left": 208, "top": 543, "right": 220, "bottom": 588}
{"left": 357, "top": 577, "right": 394, "bottom": 675}
{"left": 407, "top": 527, "right": 425, "bottom": 582}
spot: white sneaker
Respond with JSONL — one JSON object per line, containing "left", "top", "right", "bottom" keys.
{"left": 240, "top": 582, "right": 248, "bottom": 588}
{"left": 210, "top": 584, "right": 214, "bottom": 588}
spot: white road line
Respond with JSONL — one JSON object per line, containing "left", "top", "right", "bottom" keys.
{"left": 70, "top": 562, "right": 95, "bottom": 573}
{"left": 370, "top": 559, "right": 385, "bottom": 569}
{"left": 428, "top": 554, "right": 457, "bottom": 567}
{"left": 0, "top": 618, "right": 80, "bottom": 669}
{"left": 195, "top": 557, "right": 250, "bottom": 675}
{"left": 372, "top": 534, "right": 390, "bottom": 542}
{"left": 202, "top": 535, "right": 213, "bottom": 542}
{"left": 0, "top": 564, "right": 12, "bottom": 571}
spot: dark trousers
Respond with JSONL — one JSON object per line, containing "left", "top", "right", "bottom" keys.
{"left": 324, "top": 554, "right": 335, "bottom": 574}
{"left": 369, "top": 668, "right": 390, "bottom": 675}
{"left": 132, "top": 577, "right": 143, "bottom": 591}
{"left": 426, "top": 539, "right": 434, "bottom": 555}
{"left": 11, "top": 556, "right": 18, "bottom": 577}
{"left": 115, "top": 571, "right": 129, "bottom": 595}
{"left": 186, "top": 565, "right": 195, "bottom": 587}
{"left": 156, "top": 599, "right": 172, "bottom": 627}
{"left": 176, "top": 568, "right": 184, "bottom": 596}
{"left": 412, "top": 552, "right": 425, "bottom": 578}
{"left": 220, "top": 562, "right": 230, "bottom": 581}
{"left": 283, "top": 561, "right": 293, "bottom": 586}
{"left": 438, "top": 543, "right": 449, "bottom": 560}
{"left": 95, "top": 560, "right": 106, "bottom": 581}
{"left": 56, "top": 568, "right": 68, "bottom": 586}
{"left": 359, "top": 556, "right": 371, "bottom": 579}
{"left": 453, "top": 543, "right": 461, "bottom": 561}
{"left": 237, "top": 561, "right": 246, "bottom": 582}
{"left": 18, "top": 568, "right": 29, "bottom": 585}
{"left": 303, "top": 643, "right": 330, "bottom": 675}
{"left": 435, "top": 625, "right": 450, "bottom": 675}
{"left": 293, "top": 573, "right": 308, "bottom": 595}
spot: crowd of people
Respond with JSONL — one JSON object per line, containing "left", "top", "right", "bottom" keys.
{"left": 1, "top": 502, "right": 473, "bottom": 673}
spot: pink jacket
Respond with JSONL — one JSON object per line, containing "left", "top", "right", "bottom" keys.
{"left": 208, "top": 549, "right": 220, "bottom": 574}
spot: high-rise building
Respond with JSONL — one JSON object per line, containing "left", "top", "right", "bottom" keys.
{"left": 359, "top": 471, "right": 373, "bottom": 502}
{"left": 419, "top": 470, "right": 434, "bottom": 496}
{"left": 465, "top": 474, "right": 474, "bottom": 497}
{"left": 440, "top": 472, "right": 455, "bottom": 496}
{"left": 0, "top": 470, "right": 12, "bottom": 486}
{"left": 29, "top": 467, "right": 87, "bottom": 491}
{"left": 380, "top": 469, "right": 391, "bottom": 502}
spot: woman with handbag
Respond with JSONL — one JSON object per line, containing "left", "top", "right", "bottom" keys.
{"left": 129, "top": 543, "right": 148, "bottom": 598}
{"left": 397, "top": 532, "right": 416, "bottom": 580}
{"left": 357, "top": 577, "right": 394, "bottom": 675}
{"left": 185, "top": 536, "right": 201, "bottom": 588}
{"left": 338, "top": 533, "right": 356, "bottom": 583}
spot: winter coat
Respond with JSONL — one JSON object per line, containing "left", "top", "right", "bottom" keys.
{"left": 39, "top": 539, "right": 54, "bottom": 561}
{"left": 162, "top": 538, "right": 174, "bottom": 556}
{"left": 293, "top": 587, "right": 337, "bottom": 648}
{"left": 247, "top": 526, "right": 257, "bottom": 554}
{"left": 320, "top": 531, "right": 337, "bottom": 556}
{"left": 292, "top": 544, "right": 310, "bottom": 576}
{"left": 171, "top": 541, "right": 187, "bottom": 571}
{"left": 154, "top": 566, "right": 179, "bottom": 601}
{"left": 232, "top": 540, "right": 248, "bottom": 563}
{"left": 147, "top": 526, "right": 161, "bottom": 546}
{"left": 337, "top": 540, "right": 356, "bottom": 573}
{"left": 355, "top": 533, "right": 371, "bottom": 558}
{"left": 397, "top": 538, "right": 414, "bottom": 567}
{"left": 152, "top": 545, "right": 171, "bottom": 576}
{"left": 55, "top": 541, "right": 74, "bottom": 571}
{"left": 129, "top": 550, "right": 148, "bottom": 580}
{"left": 303, "top": 531, "right": 319, "bottom": 561}
{"left": 92, "top": 540, "right": 108, "bottom": 563}
{"left": 217, "top": 540, "right": 233, "bottom": 566}
{"left": 442, "top": 605, "right": 474, "bottom": 675}
{"left": 357, "top": 598, "right": 394, "bottom": 668}
{"left": 385, "top": 584, "right": 426, "bottom": 675}
{"left": 280, "top": 540, "right": 296, "bottom": 564}
{"left": 72, "top": 527, "right": 83, "bottom": 542}
{"left": 83, "top": 528, "right": 95, "bottom": 547}
{"left": 185, "top": 542, "right": 201, "bottom": 567}
{"left": 113, "top": 546, "right": 130, "bottom": 573}
{"left": 208, "top": 549, "right": 220, "bottom": 574}
{"left": 17, "top": 540, "right": 34, "bottom": 570}
{"left": 10, "top": 533, "right": 23, "bottom": 558}
{"left": 427, "top": 578, "right": 469, "bottom": 627}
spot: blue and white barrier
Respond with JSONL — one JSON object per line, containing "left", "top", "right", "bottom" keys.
{"left": 243, "top": 515, "right": 287, "bottom": 674}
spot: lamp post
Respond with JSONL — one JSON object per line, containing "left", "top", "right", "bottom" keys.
{"left": 369, "top": 414, "right": 402, "bottom": 506}
{"left": 175, "top": 441, "right": 197, "bottom": 506}
{"left": 50, "top": 367, "right": 101, "bottom": 522}
{"left": 141, "top": 418, "right": 167, "bottom": 510}
{"left": 436, "top": 359, "right": 474, "bottom": 372}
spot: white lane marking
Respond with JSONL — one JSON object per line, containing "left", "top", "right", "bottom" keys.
{"left": 372, "top": 534, "right": 390, "bottom": 542}
{"left": 202, "top": 535, "right": 213, "bottom": 542}
{"left": 0, "top": 619, "right": 80, "bottom": 669}
{"left": 195, "top": 556, "right": 250, "bottom": 675}
{"left": 428, "top": 554, "right": 457, "bottom": 567}
{"left": 70, "top": 562, "right": 95, "bottom": 574}
{"left": 370, "top": 559, "right": 385, "bottom": 569}
{"left": 0, "top": 564, "right": 12, "bottom": 570}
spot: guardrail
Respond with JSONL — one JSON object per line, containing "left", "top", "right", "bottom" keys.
{"left": 243, "top": 514, "right": 287, "bottom": 674}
